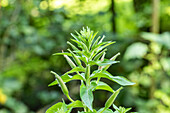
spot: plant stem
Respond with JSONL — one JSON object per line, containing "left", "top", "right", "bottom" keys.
{"left": 66, "top": 94, "right": 74, "bottom": 102}
{"left": 100, "top": 108, "right": 106, "bottom": 113}
{"left": 84, "top": 107, "right": 87, "bottom": 112}
{"left": 88, "top": 108, "right": 91, "bottom": 112}
{"left": 85, "top": 64, "right": 90, "bottom": 86}
{"left": 96, "top": 77, "right": 101, "bottom": 84}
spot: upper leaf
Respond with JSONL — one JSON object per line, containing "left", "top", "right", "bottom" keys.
{"left": 90, "top": 71, "right": 135, "bottom": 86}
{"left": 48, "top": 73, "right": 85, "bottom": 87}
{"left": 90, "top": 80, "right": 115, "bottom": 93}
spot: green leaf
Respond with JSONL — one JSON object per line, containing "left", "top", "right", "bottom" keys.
{"left": 46, "top": 102, "right": 63, "bottom": 113}
{"left": 71, "top": 33, "right": 81, "bottom": 41}
{"left": 80, "top": 82, "right": 93, "bottom": 111}
{"left": 90, "top": 41, "right": 116, "bottom": 59}
{"left": 91, "top": 31, "right": 98, "bottom": 45}
{"left": 142, "top": 32, "right": 170, "bottom": 49}
{"left": 78, "top": 109, "right": 97, "bottom": 113}
{"left": 64, "top": 67, "right": 85, "bottom": 75}
{"left": 67, "top": 41, "right": 79, "bottom": 51}
{"left": 91, "top": 80, "right": 114, "bottom": 93}
{"left": 101, "top": 41, "right": 116, "bottom": 49}
{"left": 67, "top": 100, "right": 84, "bottom": 109}
{"left": 62, "top": 99, "right": 68, "bottom": 112}
{"left": 97, "top": 59, "right": 119, "bottom": 66}
{"left": 68, "top": 49, "right": 82, "bottom": 66}
{"left": 53, "top": 52, "right": 72, "bottom": 56}
{"left": 98, "top": 35, "right": 105, "bottom": 44}
{"left": 124, "top": 42, "right": 148, "bottom": 60}
{"left": 91, "top": 41, "right": 109, "bottom": 52}
{"left": 50, "top": 71, "right": 69, "bottom": 96}
{"left": 66, "top": 107, "right": 73, "bottom": 113}
{"left": 75, "top": 30, "right": 86, "bottom": 42}
{"left": 79, "top": 56, "right": 88, "bottom": 64}
{"left": 91, "top": 36, "right": 101, "bottom": 50}
{"left": 105, "top": 87, "right": 123, "bottom": 110}
{"left": 97, "top": 108, "right": 114, "bottom": 113}
{"left": 93, "top": 41, "right": 115, "bottom": 52}
{"left": 88, "top": 59, "right": 119, "bottom": 67}
{"left": 103, "top": 53, "right": 120, "bottom": 70}
{"left": 48, "top": 73, "right": 85, "bottom": 86}
{"left": 63, "top": 52, "right": 76, "bottom": 68}
{"left": 90, "top": 71, "right": 135, "bottom": 86}
{"left": 93, "top": 49, "right": 107, "bottom": 61}
{"left": 113, "top": 105, "right": 132, "bottom": 113}
{"left": 71, "top": 39, "right": 84, "bottom": 49}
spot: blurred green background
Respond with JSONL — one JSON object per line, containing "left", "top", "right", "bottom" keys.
{"left": 0, "top": 0, "right": 170, "bottom": 113}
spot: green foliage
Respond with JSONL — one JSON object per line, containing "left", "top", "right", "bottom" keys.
{"left": 1, "top": 0, "right": 170, "bottom": 112}
{"left": 47, "top": 27, "right": 135, "bottom": 113}
{"left": 124, "top": 32, "right": 170, "bottom": 113}
{"left": 113, "top": 104, "right": 131, "bottom": 113}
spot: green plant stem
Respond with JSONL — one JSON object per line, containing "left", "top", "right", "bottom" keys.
{"left": 88, "top": 108, "right": 91, "bottom": 112}
{"left": 100, "top": 108, "right": 106, "bottom": 113}
{"left": 84, "top": 107, "right": 87, "bottom": 112}
{"left": 96, "top": 77, "right": 101, "bottom": 84}
{"left": 85, "top": 64, "right": 90, "bottom": 86}
{"left": 66, "top": 94, "right": 74, "bottom": 102}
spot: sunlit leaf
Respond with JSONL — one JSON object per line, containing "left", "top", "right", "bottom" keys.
{"left": 48, "top": 73, "right": 85, "bottom": 86}
{"left": 45, "top": 102, "right": 63, "bottom": 113}
{"left": 53, "top": 52, "right": 72, "bottom": 56}
{"left": 91, "top": 80, "right": 114, "bottom": 93}
{"left": 67, "top": 100, "right": 84, "bottom": 109}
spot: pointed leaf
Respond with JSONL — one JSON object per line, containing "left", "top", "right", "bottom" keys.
{"left": 53, "top": 52, "right": 72, "bottom": 56}
{"left": 71, "top": 33, "right": 81, "bottom": 41}
{"left": 105, "top": 87, "right": 123, "bottom": 109}
{"left": 80, "top": 82, "right": 93, "bottom": 111}
{"left": 62, "top": 99, "right": 67, "bottom": 112}
{"left": 68, "top": 49, "right": 82, "bottom": 67}
{"left": 93, "top": 49, "right": 107, "bottom": 61}
{"left": 46, "top": 102, "right": 63, "bottom": 113}
{"left": 67, "top": 100, "right": 84, "bottom": 109}
{"left": 48, "top": 73, "right": 85, "bottom": 86}
{"left": 91, "top": 80, "right": 114, "bottom": 93}
{"left": 91, "top": 36, "right": 101, "bottom": 50}
{"left": 103, "top": 53, "right": 120, "bottom": 70}
{"left": 90, "top": 71, "right": 135, "bottom": 86}
{"left": 98, "top": 35, "right": 105, "bottom": 44}
{"left": 88, "top": 59, "right": 119, "bottom": 67}
{"left": 91, "top": 31, "right": 98, "bottom": 44}
{"left": 67, "top": 41, "right": 79, "bottom": 51}
{"left": 63, "top": 51, "right": 76, "bottom": 68}
{"left": 97, "top": 108, "right": 114, "bottom": 113}
{"left": 64, "top": 67, "right": 85, "bottom": 75}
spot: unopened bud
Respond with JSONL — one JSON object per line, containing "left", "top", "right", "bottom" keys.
{"left": 51, "top": 71, "right": 69, "bottom": 96}
{"left": 62, "top": 50, "right": 76, "bottom": 68}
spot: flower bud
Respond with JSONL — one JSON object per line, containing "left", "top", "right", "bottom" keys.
{"left": 51, "top": 71, "right": 69, "bottom": 96}
{"left": 62, "top": 50, "right": 76, "bottom": 68}
{"left": 68, "top": 49, "right": 82, "bottom": 67}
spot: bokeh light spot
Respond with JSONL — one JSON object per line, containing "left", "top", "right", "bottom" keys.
{"left": 40, "top": 1, "right": 48, "bottom": 10}
{"left": 1, "top": 0, "right": 9, "bottom": 7}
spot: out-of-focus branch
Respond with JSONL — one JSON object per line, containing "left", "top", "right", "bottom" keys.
{"left": 151, "top": 0, "right": 160, "bottom": 33}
